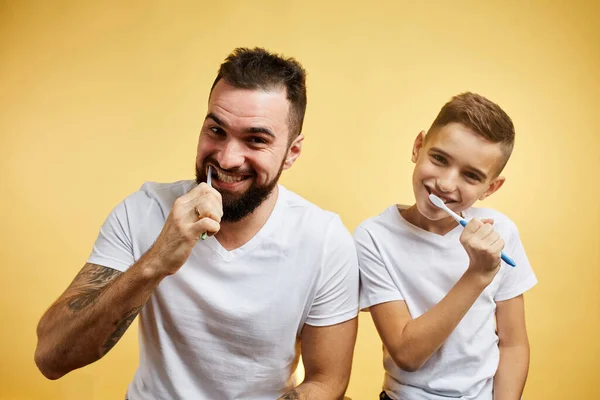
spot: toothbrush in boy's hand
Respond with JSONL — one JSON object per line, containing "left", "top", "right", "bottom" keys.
{"left": 428, "top": 194, "right": 516, "bottom": 267}
{"left": 200, "top": 166, "right": 213, "bottom": 240}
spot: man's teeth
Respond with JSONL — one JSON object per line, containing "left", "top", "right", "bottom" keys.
{"left": 215, "top": 169, "right": 245, "bottom": 183}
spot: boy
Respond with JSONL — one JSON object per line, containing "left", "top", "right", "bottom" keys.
{"left": 355, "top": 92, "right": 537, "bottom": 400}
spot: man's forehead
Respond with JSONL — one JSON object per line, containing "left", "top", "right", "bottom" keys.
{"left": 210, "top": 81, "right": 287, "bottom": 105}
{"left": 209, "top": 82, "right": 288, "bottom": 119}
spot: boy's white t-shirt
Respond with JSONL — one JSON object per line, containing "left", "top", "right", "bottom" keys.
{"left": 88, "top": 180, "right": 359, "bottom": 400}
{"left": 355, "top": 205, "right": 537, "bottom": 400}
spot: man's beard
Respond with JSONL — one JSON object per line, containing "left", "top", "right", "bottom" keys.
{"left": 195, "top": 158, "right": 284, "bottom": 223}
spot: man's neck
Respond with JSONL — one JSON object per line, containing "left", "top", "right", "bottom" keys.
{"left": 215, "top": 186, "right": 280, "bottom": 251}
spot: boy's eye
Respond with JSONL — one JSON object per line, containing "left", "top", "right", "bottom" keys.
{"left": 431, "top": 154, "right": 447, "bottom": 164}
{"left": 464, "top": 172, "right": 481, "bottom": 182}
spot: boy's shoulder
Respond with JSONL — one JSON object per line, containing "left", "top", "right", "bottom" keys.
{"left": 354, "top": 205, "right": 522, "bottom": 242}
{"left": 355, "top": 205, "right": 400, "bottom": 234}
{"left": 464, "top": 206, "right": 519, "bottom": 233}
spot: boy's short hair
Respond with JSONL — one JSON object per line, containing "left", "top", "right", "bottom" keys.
{"left": 210, "top": 47, "right": 307, "bottom": 143}
{"left": 428, "top": 92, "right": 515, "bottom": 173}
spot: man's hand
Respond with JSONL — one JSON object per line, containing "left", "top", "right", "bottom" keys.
{"left": 460, "top": 218, "right": 504, "bottom": 283}
{"left": 150, "top": 183, "right": 222, "bottom": 275}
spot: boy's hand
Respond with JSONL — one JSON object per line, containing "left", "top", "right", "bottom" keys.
{"left": 460, "top": 218, "right": 504, "bottom": 283}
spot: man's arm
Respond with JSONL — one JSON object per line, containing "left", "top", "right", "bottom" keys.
{"left": 278, "top": 318, "right": 358, "bottom": 400}
{"left": 34, "top": 258, "right": 165, "bottom": 379}
{"left": 493, "top": 295, "right": 530, "bottom": 400}
{"left": 35, "top": 182, "right": 223, "bottom": 380}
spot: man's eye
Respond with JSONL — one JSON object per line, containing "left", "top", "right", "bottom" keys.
{"left": 210, "top": 127, "right": 225, "bottom": 135}
{"left": 250, "top": 137, "right": 267, "bottom": 145}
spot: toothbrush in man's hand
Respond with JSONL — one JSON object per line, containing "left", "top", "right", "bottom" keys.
{"left": 200, "top": 166, "right": 213, "bottom": 240}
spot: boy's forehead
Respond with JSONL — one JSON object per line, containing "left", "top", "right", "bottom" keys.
{"left": 426, "top": 123, "right": 505, "bottom": 176}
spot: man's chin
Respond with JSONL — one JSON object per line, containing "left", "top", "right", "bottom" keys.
{"left": 221, "top": 194, "right": 246, "bottom": 208}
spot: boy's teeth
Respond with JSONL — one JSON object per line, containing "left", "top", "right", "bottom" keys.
{"left": 216, "top": 169, "right": 245, "bottom": 183}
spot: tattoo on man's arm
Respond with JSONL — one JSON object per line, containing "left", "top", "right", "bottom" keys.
{"left": 67, "top": 264, "right": 122, "bottom": 312}
{"left": 279, "top": 389, "right": 300, "bottom": 400}
{"left": 101, "top": 306, "right": 142, "bottom": 356}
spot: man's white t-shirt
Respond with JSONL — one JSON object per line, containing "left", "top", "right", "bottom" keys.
{"left": 355, "top": 205, "right": 537, "bottom": 400}
{"left": 88, "top": 180, "right": 359, "bottom": 400}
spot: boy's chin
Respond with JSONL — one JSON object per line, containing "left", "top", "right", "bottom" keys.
{"left": 417, "top": 207, "right": 447, "bottom": 222}
{"left": 416, "top": 199, "right": 465, "bottom": 221}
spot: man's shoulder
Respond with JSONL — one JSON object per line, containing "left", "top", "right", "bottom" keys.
{"left": 278, "top": 186, "right": 351, "bottom": 240}
{"left": 118, "top": 180, "right": 193, "bottom": 214}
{"left": 139, "top": 180, "right": 194, "bottom": 199}
{"left": 279, "top": 185, "right": 339, "bottom": 223}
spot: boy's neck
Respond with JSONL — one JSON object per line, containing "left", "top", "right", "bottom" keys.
{"left": 399, "top": 204, "right": 460, "bottom": 236}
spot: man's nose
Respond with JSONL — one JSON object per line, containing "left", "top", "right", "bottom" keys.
{"left": 215, "top": 139, "right": 245, "bottom": 171}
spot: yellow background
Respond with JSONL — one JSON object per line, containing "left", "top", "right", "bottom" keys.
{"left": 1, "top": 1, "right": 598, "bottom": 399}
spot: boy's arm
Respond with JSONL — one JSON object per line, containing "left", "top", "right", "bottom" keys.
{"left": 370, "top": 268, "right": 492, "bottom": 372}
{"left": 493, "top": 295, "right": 530, "bottom": 400}
{"left": 369, "top": 218, "right": 503, "bottom": 372}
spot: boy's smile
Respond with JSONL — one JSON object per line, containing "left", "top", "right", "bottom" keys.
{"left": 403, "top": 122, "right": 506, "bottom": 234}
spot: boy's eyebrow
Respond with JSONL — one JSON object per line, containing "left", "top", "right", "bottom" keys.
{"left": 430, "top": 147, "right": 488, "bottom": 180}
{"left": 205, "top": 112, "right": 275, "bottom": 139}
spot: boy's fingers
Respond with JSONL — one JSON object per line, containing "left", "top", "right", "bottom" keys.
{"left": 475, "top": 223, "right": 495, "bottom": 240}
{"left": 490, "top": 237, "right": 505, "bottom": 254}
{"left": 463, "top": 218, "right": 482, "bottom": 234}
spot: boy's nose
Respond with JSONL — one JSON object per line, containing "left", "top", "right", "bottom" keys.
{"left": 436, "top": 172, "right": 458, "bottom": 193}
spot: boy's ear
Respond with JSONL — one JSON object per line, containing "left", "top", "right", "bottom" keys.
{"left": 411, "top": 131, "right": 427, "bottom": 163}
{"left": 479, "top": 176, "right": 506, "bottom": 200}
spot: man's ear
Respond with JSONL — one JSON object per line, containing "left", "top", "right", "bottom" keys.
{"left": 412, "top": 130, "right": 427, "bottom": 163}
{"left": 283, "top": 134, "right": 304, "bottom": 170}
{"left": 479, "top": 176, "right": 506, "bottom": 200}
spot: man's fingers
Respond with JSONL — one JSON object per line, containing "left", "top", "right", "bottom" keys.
{"left": 194, "top": 218, "right": 220, "bottom": 237}
{"left": 181, "top": 183, "right": 222, "bottom": 204}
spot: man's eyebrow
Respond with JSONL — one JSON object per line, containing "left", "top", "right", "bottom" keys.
{"left": 205, "top": 113, "right": 275, "bottom": 138}
{"left": 245, "top": 126, "right": 275, "bottom": 138}
{"left": 205, "top": 113, "right": 227, "bottom": 128}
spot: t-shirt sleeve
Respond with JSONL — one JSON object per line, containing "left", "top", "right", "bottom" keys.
{"left": 305, "top": 216, "right": 359, "bottom": 327}
{"left": 87, "top": 192, "right": 146, "bottom": 272}
{"left": 494, "top": 220, "right": 537, "bottom": 301}
{"left": 354, "top": 224, "right": 403, "bottom": 310}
